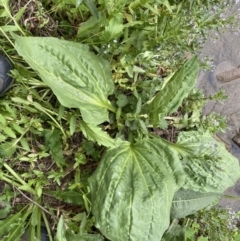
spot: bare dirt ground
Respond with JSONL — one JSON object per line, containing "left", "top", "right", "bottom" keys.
{"left": 197, "top": 2, "right": 240, "bottom": 211}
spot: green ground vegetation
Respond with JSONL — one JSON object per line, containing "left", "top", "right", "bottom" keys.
{"left": 0, "top": 0, "right": 240, "bottom": 240}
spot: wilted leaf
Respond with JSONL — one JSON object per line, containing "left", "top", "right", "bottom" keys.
{"left": 14, "top": 35, "right": 115, "bottom": 125}
{"left": 89, "top": 138, "right": 185, "bottom": 241}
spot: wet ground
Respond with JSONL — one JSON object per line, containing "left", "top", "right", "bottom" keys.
{"left": 197, "top": 2, "right": 240, "bottom": 211}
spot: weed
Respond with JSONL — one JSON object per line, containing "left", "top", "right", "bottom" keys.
{"left": 182, "top": 206, "right": 240, "bottom": 241}
{"left": 0, "top": 0, "right": 239, "bottom": 240}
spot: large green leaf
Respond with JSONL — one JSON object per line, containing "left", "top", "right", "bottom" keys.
{"left": 177, "top": 131, "right": 240, "bottom": 193}
{"left": 170, "top": 189, "right": 220, "bottom": 219}
{"left": 89, "top": 138, "right": 185, "bottom": 241}
{"left": 14, "top": 35, "right": 115, "bottom": 125}
{"left": 147, "top": 56, "right": 199, "bottom": 126}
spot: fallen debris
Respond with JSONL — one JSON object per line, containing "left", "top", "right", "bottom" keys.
{"left": 216, "top": 65, "right": 240, "bottom": 83}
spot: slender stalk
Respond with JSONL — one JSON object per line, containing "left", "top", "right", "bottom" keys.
{"left": 154, "top": 5, "right": 158, "bottom": 40}
{"left": 1, "top": 174, "right": 34, "bottom": 192}
{"left": 128, "top": 131, "right": 134, "bottom": 144}
{"left": 0, "top": 27, "right": 15, "bottom": 47}
{"left": 1, "top": 1, "right": 25, "bottom": 36}
{"left": 3, "top": 163, "right": 28, "bottom": 186}
{"left": 1, "top": 120, "right": 37, "bottom": 194}
{"left": 15, "top": 187, "right": 58, "bottom": 220}
{"left": 42, "top": 211, "right": 54, "bottom": 241}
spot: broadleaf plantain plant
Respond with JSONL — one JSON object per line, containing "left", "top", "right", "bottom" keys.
{"left": 13, "top": 35, "right": 240, "bottom": 241}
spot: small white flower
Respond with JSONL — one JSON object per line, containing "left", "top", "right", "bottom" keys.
{"left": 212, "top": 119, "right": 219, "bottom": 126}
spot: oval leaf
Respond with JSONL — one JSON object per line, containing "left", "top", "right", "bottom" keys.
{"left": 3, "top": 127, "right": 16, "bottom": 138}
{"left": 13, "top": 35, "right": 115, "bottom": 125}
{"left": 177, "top": 131, "right": 240, "bottom": 193}
{"left": 89, "top": 138, "right": 185, "bottom": 241}
{"left": 171, "top": 188, "right": 220, "bottom": 219}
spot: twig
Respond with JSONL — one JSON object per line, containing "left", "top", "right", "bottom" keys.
{"left": 15, "top": 187, "right": 58, "bottom": 221}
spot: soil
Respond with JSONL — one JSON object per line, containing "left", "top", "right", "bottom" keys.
{"left": 197, "top": 2, "right": 240, "bottom": 211}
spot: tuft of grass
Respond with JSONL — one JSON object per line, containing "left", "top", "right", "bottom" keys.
{"left": 182, "top": 205, "right": 240, "bottom": 241}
